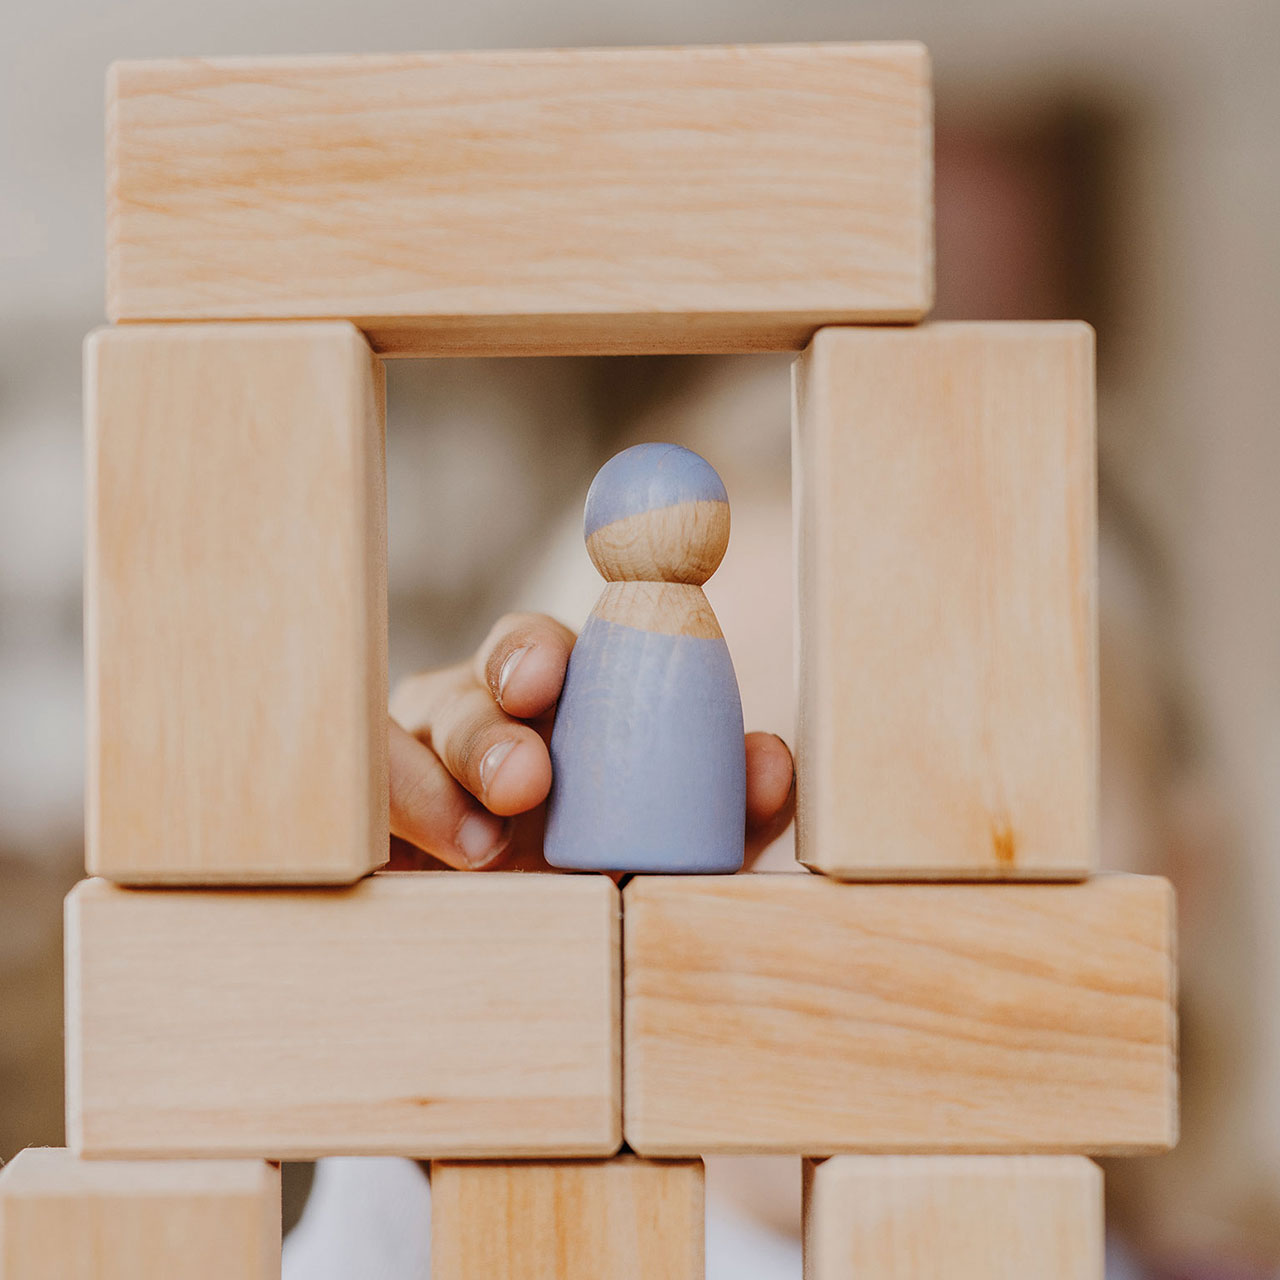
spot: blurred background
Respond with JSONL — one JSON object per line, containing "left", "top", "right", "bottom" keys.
{"left": 2, "top": 1, "right": 1278, "bottom": 1277}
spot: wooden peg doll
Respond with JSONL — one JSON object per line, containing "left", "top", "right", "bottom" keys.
{"left": 545, "top": 443, "right": 746, "bottom": 873}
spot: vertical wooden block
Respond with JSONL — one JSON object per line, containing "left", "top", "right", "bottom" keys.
{"left": 793, "top": 322, "right": 1097, "bottom": 879}
{"left": 0, "top": 1147, "right": 279, "bottom": 1280}
{"left": 86, "top": 322, "right": 388, "bottom": 883}
{"left": 431, "top": 1156, "right": 703, "bottom": 1280}
{"left": 803, "top": 1156, "right": 1103, "bottom": 1279}
{"left": 66, "top": 872, "right": 621, "bottom": 1159}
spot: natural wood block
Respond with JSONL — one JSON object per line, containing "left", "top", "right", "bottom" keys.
{"left": 106, "top": 44, "right": 933, "bottom": 357}
{"left": 431, "top": 1156, "right": 703, "bottom": 1280}
{"left": 0, "top": 1147, "right": 279, "bottom": 1280}
{"left": 86, "top": 322, "right": 387, "bottom": 884}
{"left": 793, "top": 322, "right": 1097, "bottom": 879}
{"left": 65, "top": 872, "right": 620, "bottom": 1159}
{"left": 803, "top": 1156, "right": 1102, "bottom": 1279}
{"left": 624, "top": 874, "right": 1176, "bottom": 1155}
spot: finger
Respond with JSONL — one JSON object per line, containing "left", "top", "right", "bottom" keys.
{"left": 388, "top": 718, "right": 513, "bottom": 869}
{"left": 425, "top": 674, "right": 553, "bottom": 816}
{"left": 743, "top": 732, "right": 796, "bottom": 867}
{"left": 472, "top": 613, "right": 576, "bottom": 720}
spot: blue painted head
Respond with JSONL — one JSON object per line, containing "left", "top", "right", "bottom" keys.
{"left": 583, "top": 443, "right": 730, "bottom": 585}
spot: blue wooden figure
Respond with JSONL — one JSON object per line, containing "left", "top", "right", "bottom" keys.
{"left": 545, "top": 443, "right": 746, "bottom": 873}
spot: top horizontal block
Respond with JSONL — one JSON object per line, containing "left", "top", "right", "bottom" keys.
{"left": 106, "top": 43, "right": 933, "bottom": 356}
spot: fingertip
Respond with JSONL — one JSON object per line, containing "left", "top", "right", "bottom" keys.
{"left": 497, "top": 637, "right": 571, "bottom": 719}
{"left": 745, "top": 732, "right": 795, "bottom": 823}
{"left": 455, "top": 809, "right": 514, "bottom": 869}
{"left": 481, "top": 733, "right": 553, "bottom": 817}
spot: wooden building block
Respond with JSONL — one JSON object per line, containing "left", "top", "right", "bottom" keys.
{"left": 793, "top": 322, "right": 1097, "bottom": 879}
{"left": 0, "top": 1147, "right": 279, "bottom": 1279}
{"left": 431, "top": 1156, "right": 703, "bottom": 1280}
{"left": 624, "top": 874, "right": 1175, "bottom": 1155}
{"left": 803, "top": 1156, "right": 1103, "bottom": 1279}
{"left": 106, "top": 44, "right": 933, "bottom": 357}
{"left": 86, "top": 322, "right": 387, "bottom": 883}
{"left": 65, "top": 872, "right": 620, "bottom": 1159}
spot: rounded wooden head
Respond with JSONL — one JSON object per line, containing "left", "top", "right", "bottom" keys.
{"left": 583, "top": 444, "right": 730, "bottom": 584}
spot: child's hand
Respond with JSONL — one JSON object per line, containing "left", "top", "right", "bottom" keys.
{"left": 387, "top": 612, "right": 794, "bottom": 871}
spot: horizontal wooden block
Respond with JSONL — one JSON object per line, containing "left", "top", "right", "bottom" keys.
{"left": 431, "top": 1156, "right": 703, "bottom": 1280}
{"left": 107, "top": 44, "right": 933, "bottom": 356}
{"left": 86, "top": 322, "right": 387, "bottom": 884}
{"left": 793, "top": 322, "right": 1097, "bottom": 879}
{"left": 803, "top": 1156, "right": 1103, "bottom": 1279}
{"left": 66, "top": 873, "right": 620, "bottom": 1159}
{"left": 0, "top": 1147, "right": 279, "bottom": 1280}
{"left": 624, "top": 874, "right": 1175, "bottom": 1155}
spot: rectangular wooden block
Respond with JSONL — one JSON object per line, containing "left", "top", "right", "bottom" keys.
{"left": 65, "top": 872, "right": 621, "bottom": 1159}
{"left": 431, "top": 1156, "right": 703, "bottom": 1280}
{"left": 624, "top": 874, "right": 1175, "bottom": 1155}
{"left": 107, "top": 44, "right": 933, "bottom": 357}
{"left": 803, "top": 1156, "right": 1103, "bottom": 1280}
{"left": 86, "top": 322, "right": 387, "bottom": 884}
{"left": 0, "top": 1147, "right": 279, "bottom": 1280}
{"left": 793, "top": 322, "right": 1097, "bottom": 879}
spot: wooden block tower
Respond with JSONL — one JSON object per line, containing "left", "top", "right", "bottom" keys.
{"left": 0, "top": 41, "right": 1176, "bottom": 1279}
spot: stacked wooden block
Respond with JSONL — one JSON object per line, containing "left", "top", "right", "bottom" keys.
{"left": 0, "top": 42, "right": 1175, "bottom": 1280}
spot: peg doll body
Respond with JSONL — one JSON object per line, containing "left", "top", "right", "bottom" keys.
{"left": 544, "top": 443, "right": 747, "bottom": 873}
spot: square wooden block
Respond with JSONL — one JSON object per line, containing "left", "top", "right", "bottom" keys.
{"left": 431, "top": 1156, "right": 703, "bottom": 1279}
{"left": 107, "top": 44, "right": 933, "bottom": 355}
{"left": 86, "top": 322, "right": 387, "bottom": 883}
{"left": 66, "top": 873, "right": 621, "bottom": 1159}
{"left": 804, "top": 1156, "right": 1103, "bottom": 1279}
{"left": 624, "top": 874, "right": 1176, "bottom": 1155}
{"left": 0, "top": 1147, "right": 279, "bottom": 1280}
{"left": 793, "top": 322, "right": 1097, "bottom": 878}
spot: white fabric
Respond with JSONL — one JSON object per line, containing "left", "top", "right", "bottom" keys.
{"left": 283, "top": 1159, "right": 430, "bottom": 1280}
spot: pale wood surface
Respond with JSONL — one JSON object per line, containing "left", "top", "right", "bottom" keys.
{"left": 793, "top": 322, "right": 1097, "bottom": 879}
{"left": 0, "top": 1147, "right": 279, "bottom": 1279}
{"left": 624, "top": 873, "right": 1176, "bottom": 1155}
{"left": 586, "top": 502, "right": 731, "bottom": 585}
{"left": 803, "top": 1156, "right": 1103, "bottom": 1279}
{"left": 431, "top": 1156, "right": 703, "bottom": 1280}
{"left": 593, "top": 583, "right": 722, "bottom": 639}
{"left": 65, "top": 873, "right": 621, "bottom": 1158}
{"left": 86, "top": 322, "right": 388, "bottom": 884}
{"left": 106, "top": 44, "right": 933, "bottom": 356}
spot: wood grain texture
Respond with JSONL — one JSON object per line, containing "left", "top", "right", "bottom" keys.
{"left": 106, "top": 44, "right": 933, "bottom": 356}
{"left": 803, "top": 1156, "right": 1103, "bottom": 1280}
{"left": 431, "top": 1156, "right": 703, "bottom": 1280}
{"left": 86, "top": 322, "right": 387, "bottom": 884}
{"left": 586, "top": 503, "right": 731, "bottom": 587}
{"left": 593, "top": 583, "right": 722, "bottom": 639}
{"left": 624, "top": 874, "right": 1176, "bottom": 1155}
{"left": 0, "top": 1147, "right": 279, "bottom": 1280}
{"left": 65, "top": 873, "right": 621, "bottom": 1159}
{"left": 793, "top": 322, "right": 1097, "bottom": 879}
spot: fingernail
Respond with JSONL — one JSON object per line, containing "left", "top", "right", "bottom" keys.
{"left": 479, "top": 739, "right": 516, "bottom": 794}
{"left": 497, "top": 645, "right": 532, "bottom": 705}
{"left": 456, "top": 810, "right": 511, "bottom": 868}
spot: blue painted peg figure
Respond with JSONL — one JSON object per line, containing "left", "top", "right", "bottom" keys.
{"left": 544, "top": 443, "right": 747, "bottom": 873}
